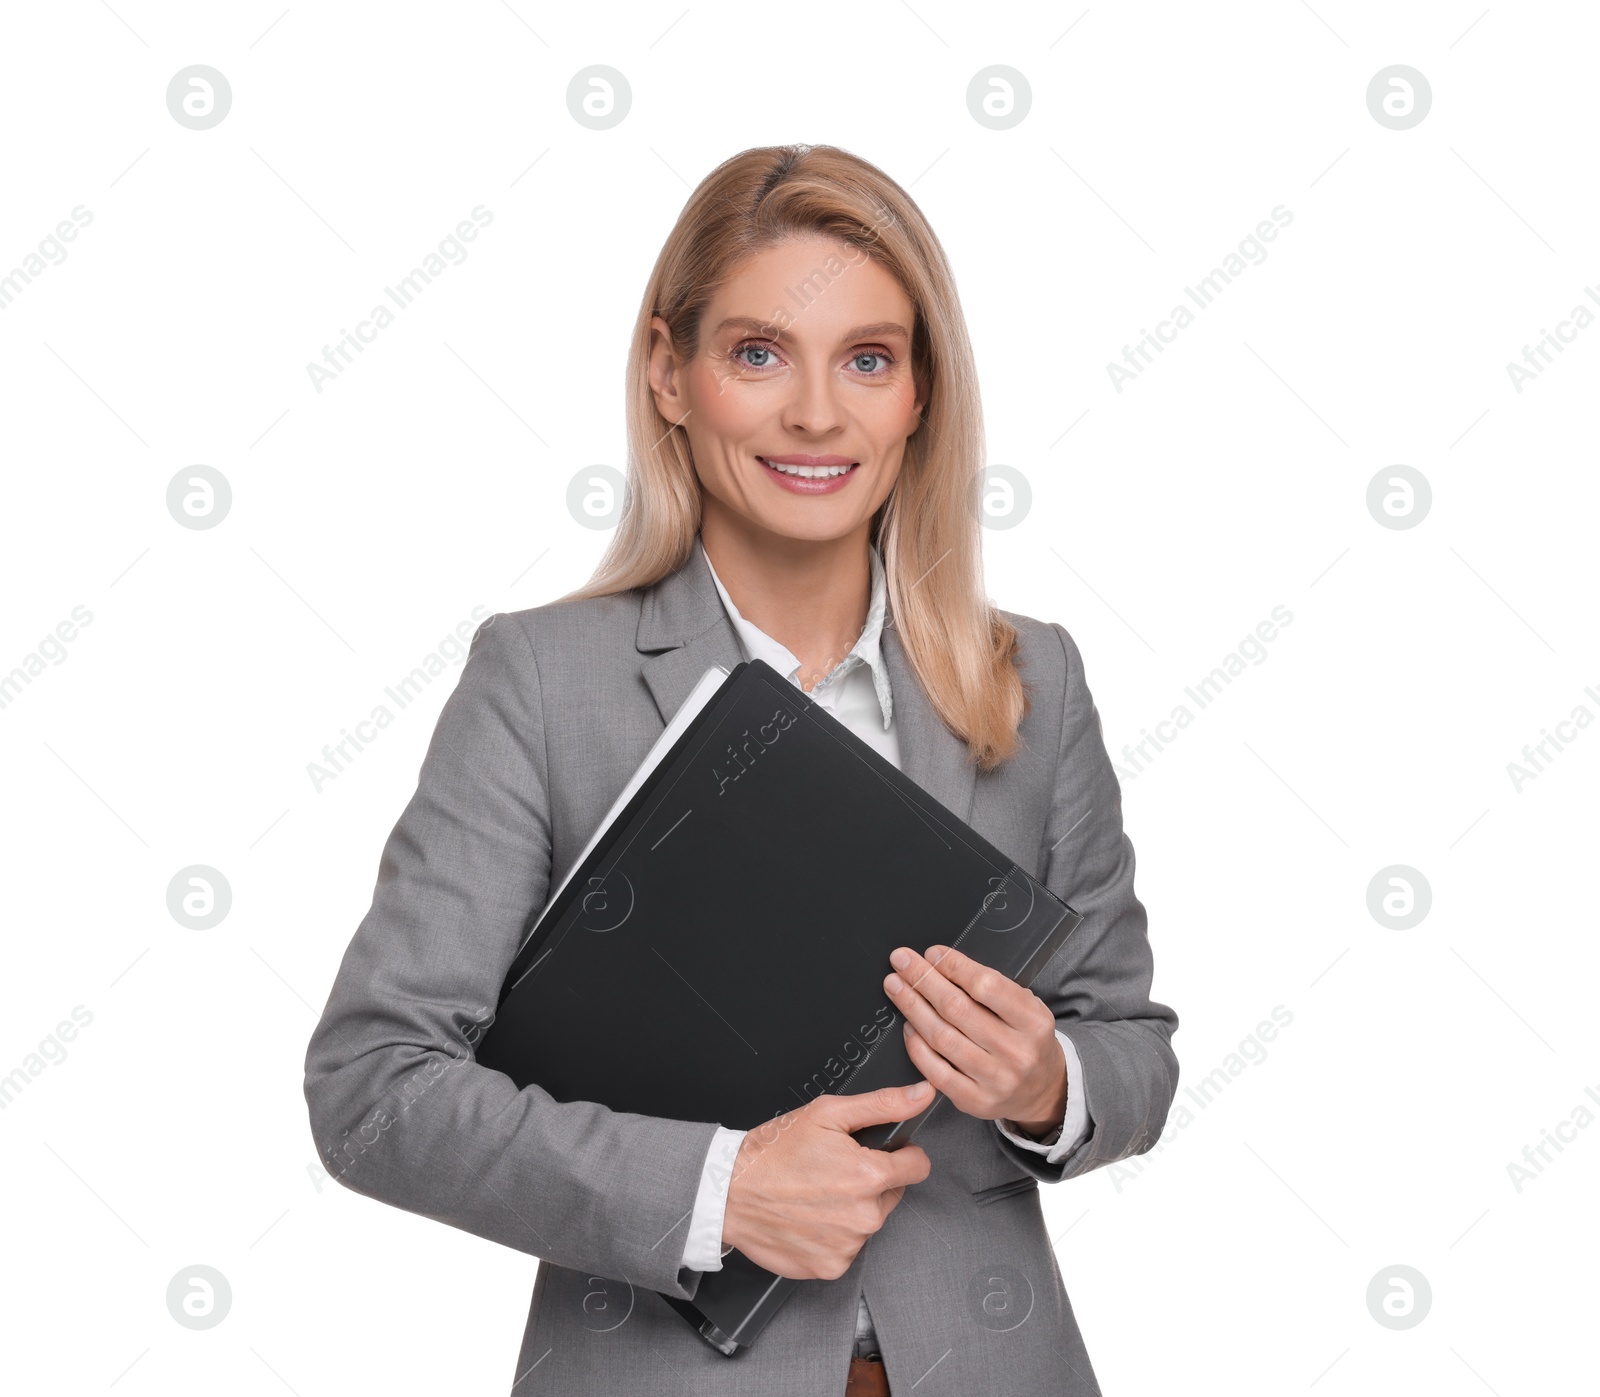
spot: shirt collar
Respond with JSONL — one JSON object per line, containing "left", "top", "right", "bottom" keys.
{"left": 698, "top": 538, "right": 894, "bottom": 730}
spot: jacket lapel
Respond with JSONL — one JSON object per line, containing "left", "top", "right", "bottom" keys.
{"left": 880, "top": 613, "right": 979, "bottom": 826}
{"left": 635, "top": 536, "right": 979, "bottom": 824}
{"left": 636, "top": 539, "right": 745, "bottom": 727}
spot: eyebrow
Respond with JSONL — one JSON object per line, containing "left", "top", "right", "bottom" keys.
{"left": 711, "top": 316, "right": 911, "bottom": 343}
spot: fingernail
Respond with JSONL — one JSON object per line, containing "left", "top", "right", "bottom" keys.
{"left": 908, "top": 1082, "right": 931, "bottom": 1101}
{"left": 890, "top": 949, "right": 910, "bottom": 970}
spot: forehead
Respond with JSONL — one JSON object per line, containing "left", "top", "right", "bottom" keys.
{"left": 704, "top": 234, "right": 914, "bottom": 343}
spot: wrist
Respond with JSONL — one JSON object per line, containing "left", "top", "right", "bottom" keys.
{"left": 1011, "top": 1054, "right": 1069, "bottom": 1137}
{"left": 719, "top": 1186, "right": 743, "bottom": 1256}
{"left": 719, "top": 1149, "right": 748, "bottom": 1256}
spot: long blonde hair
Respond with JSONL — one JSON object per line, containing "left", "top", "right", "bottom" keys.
{"left": 561, "top": 143, "right": 1030, "bottom": 771}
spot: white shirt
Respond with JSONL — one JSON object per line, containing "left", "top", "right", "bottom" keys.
{"left": 680, "top": 539, "right": 1090, "bottom": 1353}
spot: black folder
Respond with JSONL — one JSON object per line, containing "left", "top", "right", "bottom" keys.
{"left": 474, "top": 658, "right": 1083, "bottom": 1354}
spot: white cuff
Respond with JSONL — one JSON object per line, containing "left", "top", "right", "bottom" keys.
{"left": 995, "top": 1030, "right": 1090, "bottom": 1164}
{"left": 680, "top": 1126, "right": 746, "bottom": 1273}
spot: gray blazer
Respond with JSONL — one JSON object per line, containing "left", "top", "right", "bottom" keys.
{"left": 303, "top": 536, "right": 1179, "bottom": 1395}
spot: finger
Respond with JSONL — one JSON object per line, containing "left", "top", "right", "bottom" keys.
{"left": 887, "top": 948, "right": 1006, "bottom": 1059}
{"left": 901, "top": 1013, "right": 982, "bottom": 1102}
{"left": 921, "top": 944, "right": 1039, "bottom": 1031}
{"left": 817, "top": 1081, "right": 933, "bottom": 1134}
{"left": 887, "top": 972, "right": 991, "bottom": 1080}
{"left": 866, "top": 1142, "right": 932, "bottom": 1194}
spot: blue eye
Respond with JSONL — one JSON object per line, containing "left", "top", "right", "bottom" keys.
{"left": 728, "top": 341, "right": 895, "bottom": 376}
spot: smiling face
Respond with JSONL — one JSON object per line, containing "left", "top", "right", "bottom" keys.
{"left": 648, "top": 233, "right": 927, "bottom": 548}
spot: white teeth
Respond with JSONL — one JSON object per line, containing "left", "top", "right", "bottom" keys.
{"left": 762, "top": 459, "right": 854, "bottom": 478}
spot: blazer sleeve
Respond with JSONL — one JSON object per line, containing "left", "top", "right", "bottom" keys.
{"left": 302, "top": 610, "right": 722, "bottom": 1300}
{"left": 995, "top": 621, "right": 1181, "bottom": 1184}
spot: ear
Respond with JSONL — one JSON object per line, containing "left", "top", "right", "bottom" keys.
{"left": 647, "top": 314, "right": 687, "bottom": 422}
{"left": 908, "top": 363, "right": 930, "bottom": 428}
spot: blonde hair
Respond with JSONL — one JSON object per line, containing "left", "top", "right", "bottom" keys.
{"left": 561, "top": 143, "right": 1030, "bottom": 771}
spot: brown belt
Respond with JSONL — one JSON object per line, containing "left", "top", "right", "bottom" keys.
{"left": 846, "top": 1355, "right": 891, "bottom": 1397}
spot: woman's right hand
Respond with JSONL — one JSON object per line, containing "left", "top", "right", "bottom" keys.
{"left": 720, "top": 1082, "right": 934, "bottom": 1281}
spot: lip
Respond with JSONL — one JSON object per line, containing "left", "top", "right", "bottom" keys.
{"left": 762, "top": 454, "right": 855, "bottom": 467}
{"left": 757, "top": 454, "right": 860, "bottom": 496}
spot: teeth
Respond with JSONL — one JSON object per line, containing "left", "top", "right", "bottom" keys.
{"left": 763, "top": 459, "right": 854, "bottom": 478}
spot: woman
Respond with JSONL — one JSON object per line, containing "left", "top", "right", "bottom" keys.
{"left": 304, "top": 143, "right": 1178, "bottom": 1397}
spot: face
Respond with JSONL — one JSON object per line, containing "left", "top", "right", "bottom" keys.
{"left": 647, "top": 233, "right": 927, "bottom": 547}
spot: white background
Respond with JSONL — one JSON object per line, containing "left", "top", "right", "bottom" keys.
{"left": 1, "top": 1, "right": 1595, "bottom": 1392}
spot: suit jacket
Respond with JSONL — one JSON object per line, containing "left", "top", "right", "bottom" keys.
{"left": 303, "top": 536, "right": 1179, "bottom": 1396}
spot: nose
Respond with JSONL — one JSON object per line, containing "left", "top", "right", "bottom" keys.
{"left": 779, "top": 358, "right": 847, "bottom": 439}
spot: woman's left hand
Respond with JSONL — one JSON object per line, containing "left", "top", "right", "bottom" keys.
{"left": 884, "top": 944, "right": 1067, "bottom": 1136}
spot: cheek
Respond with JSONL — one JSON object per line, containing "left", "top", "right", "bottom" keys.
{"left": 862, "top": 386, "right": 921, "bottom": 446}
{"left": 687, "top": 364, "right": 763, "bottom": 448}
{"left": 864, "top": 408, "right": 928, "bottom": 464}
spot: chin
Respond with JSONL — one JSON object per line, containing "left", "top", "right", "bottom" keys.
{"left": 753, "top": 510, "right": 866, "bottom": 545}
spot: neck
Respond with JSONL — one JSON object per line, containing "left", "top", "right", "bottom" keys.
{"left": 699, "top": 504, "right": 873, "bottom": 690}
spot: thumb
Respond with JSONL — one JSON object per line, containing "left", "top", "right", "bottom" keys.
{"left": 815, "top": 1081, "right": 934, "bottom": 1134}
